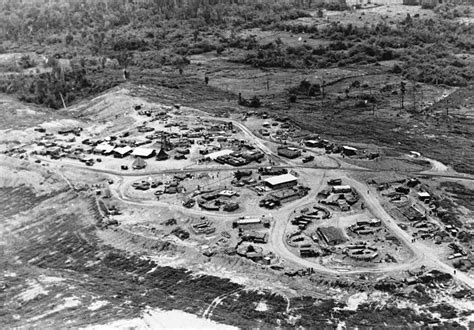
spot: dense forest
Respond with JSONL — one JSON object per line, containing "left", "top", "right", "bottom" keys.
{"left": 0, "top": 0, "right": 472, "bottom": 108}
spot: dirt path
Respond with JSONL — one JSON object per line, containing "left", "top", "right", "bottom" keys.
{"left": 266, "top": 184, "right": 426, "bottom": 275}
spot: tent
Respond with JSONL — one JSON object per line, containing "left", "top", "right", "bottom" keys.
{"left": 132, "top": 157, "right": 147, "bottom": 169}
{"left": 156, "top": 148, "right": 169, "bottom": 161}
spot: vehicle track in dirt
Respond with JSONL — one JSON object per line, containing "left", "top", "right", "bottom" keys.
{"left": 38, "top": 111, "right": 474, "bottom": 288}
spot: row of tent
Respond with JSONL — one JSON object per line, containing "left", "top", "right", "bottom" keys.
{"left": 94, "top": 142, "right": 170, "bottom": 161}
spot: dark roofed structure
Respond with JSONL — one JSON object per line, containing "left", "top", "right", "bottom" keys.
{"left": 317, "top": 227, "right": 347, "bottom": 246}
{"left": 155, "top": 148, "right": 169, "bottom": 161}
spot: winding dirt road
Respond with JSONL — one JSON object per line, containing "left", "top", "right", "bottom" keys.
{"left": 47, "top": 108, "right": 474, "bottom": 289}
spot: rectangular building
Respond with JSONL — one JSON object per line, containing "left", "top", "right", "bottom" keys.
{"left": 332, "top": 185, "right": 352, "bottom": 194}
{"left": 264, "top": 174, "right": 298, "bottom": 190}
{"left": 114, "top": 146, "right": 133, "bottom": 158}
{"left": 317, "top": 227, "right": 347, "bottom": 246}
{"left": 132, "top": 147, "right": 156, "bottom": 158}
{"left": 342, "top": 146, "right": 358, "bottom": 156}
{"left": 277, "top": 147, "right": 301, "bottom": 159}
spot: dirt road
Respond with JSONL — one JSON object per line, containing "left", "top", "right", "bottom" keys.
{"left": 346, "top": 176, "right": 474, "bottom": 288}
{"left": 40, "top": 106, "right": 474, "bottom": 288}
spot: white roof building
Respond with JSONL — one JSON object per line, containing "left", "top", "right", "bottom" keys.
{"left": 207, "top": 149, "right": 234, "bottom": 160}
{"left": 132, "top": 147, "right": 155, "bottom": 157}
{"left": 332, "top": 185, "right": 352, "bottom": 193}
{"left": 114, "top": 146, "right": 133, "bottom": 155}
{"left": 235, "top": 217, "right": 261, "bottom": 225}
{"left": 343, "top": 146, "right": 358, "bottom": 151}
{"left": 264, "top": 174, "right": 298, "bottom": 187}
{"left": 219, "top": 190, "right": 237, "bottom": 197}
{"left": 418, "top": 191, "right": 431, "bottom": 199}
{"left": 95, "top": 143, "right": 115, "bottom": 154}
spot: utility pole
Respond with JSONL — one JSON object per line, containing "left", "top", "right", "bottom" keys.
{"left": 412, "top": 79, "right": 416, "bottom": 112}
{"left": 321, "top": 78, "right": 325, "bottom": 107}
{"left": 420, "top": 84, "right": 424, "bottom": 112}
{"left": 59, "top": 92, "right": 67, "bottom": 110}
{"left": 400, "top": 81, "right": 406, "bottom": 109}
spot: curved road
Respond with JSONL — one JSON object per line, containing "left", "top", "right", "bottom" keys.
{"left": 43, "top": 109, "right": 474, "bottom": 289}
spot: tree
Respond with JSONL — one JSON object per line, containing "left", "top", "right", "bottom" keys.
{"left": 193, "top": 29, "right": 199, "bottom": 43}
{"left": 117, "top": 50, "right": 133, "bottom": 68}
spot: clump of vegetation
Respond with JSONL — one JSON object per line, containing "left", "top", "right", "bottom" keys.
{"left": 434, "top": 3, "right": 472, "bottom": 18}
{"left": 171, "top": 227, "right": 190, "bottom": 240}
{"left": 0, "top": 60, "right": 120, "bottom": 109}
{"left": 439, "top": 181, "right": 474, "bottom": 212}
{"left": 239, "top": 95, "right": 261, "bottom": 108}
{"left": 17, "top": 54, "right": 35, "bottom": 69}
{"left": 428, "top": 303, "right": 458, "bottom": 319}
{"left": 289, "top": 80, "right": 321, "bottom": 97}
{"left": 233, "top": 18, "right": 473, "bottom": 86}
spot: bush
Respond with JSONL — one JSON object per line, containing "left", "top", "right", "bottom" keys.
{"left": 18, "top": 55, "right": 35, "bottom": 69}
{"left": 355, "top": 100, "right": 368, "bottom": 108}
{"left": 391, "top": 64, "right": 402, "bottom": 74}
{"left": 239, "top": 95, "right": 261, "bottom": 108}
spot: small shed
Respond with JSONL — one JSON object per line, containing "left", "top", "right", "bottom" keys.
{"left": 342, "top": 146, "right": 358, "bottom": 156}
{"left": 417, "top": 191, "right": 431, "bottom": 201}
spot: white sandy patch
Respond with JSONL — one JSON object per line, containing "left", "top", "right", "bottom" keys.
{"left": 38, "top": 275, "right": 65, "bottom": 283}
{"left": 88, "top": 300, "right": 109, "bottom": 311}
{"left": 15, "top": 108, "right": 38, "bottom": 116}
{"left": 82, "top": 307, "right": 236, "bottom": 329}
{"left": 255, "top": 301, "right": 268, "bottom": 312}
{"left": 193, "top": 264, "right": 249, "bottom": 285}
{"left": 29, "top": 296, "right": 81, "bottom": 322}
{"left": 40, "top": 119, "right": 82, "bottom": 131}
{"left": 16, "top": 279, "right": 48, "bottom": 302}
{"left": 148, "top": 255, "right": 187, "bottom": 268}
{"left": 0, "top": 129, "right": 35, "bottom": 143}
{"left": 62, "top": 296, "right": 82, "bottom": 308}
{"left": 4, "top": 272, "right": 17, "bottom": 277}
{"left": 425, "top": 157, "right": 449, "bottom": 172}
{"left": 344, "top": 292, "right": 368, "bottom": 311}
